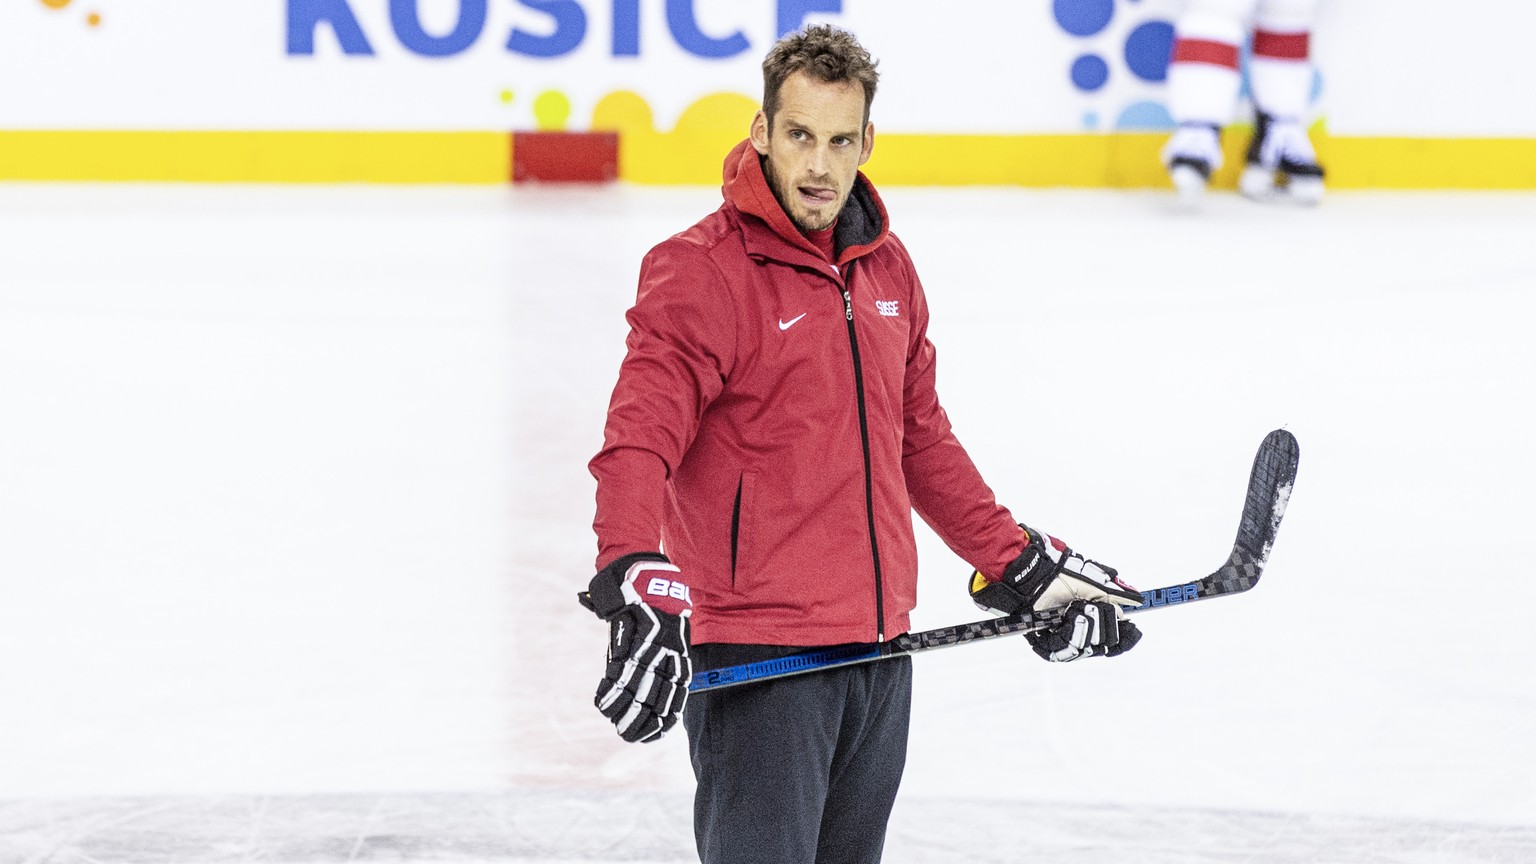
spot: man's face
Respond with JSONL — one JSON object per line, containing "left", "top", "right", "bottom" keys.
{"left": 751, "top": 70, "right": 874, "bottom": 233}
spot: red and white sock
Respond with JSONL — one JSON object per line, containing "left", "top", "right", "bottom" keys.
{"left": 1166, "top": 3, "right": 1246, "bottom": 127}
{"left": 1249, "top": 1, "right": 1319, "bottom": 120}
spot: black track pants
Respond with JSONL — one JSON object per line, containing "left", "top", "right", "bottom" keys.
{"left": 683, "top": 648, "right": 912, "bottom": 864}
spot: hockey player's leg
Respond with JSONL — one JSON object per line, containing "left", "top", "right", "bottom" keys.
{"left": 1164, "top": 122, "right": 1224, "bottom": 203}
{"left": 1243, "top": 0, "right": 1326, "bottom": 203}
{"left": 1240, "top": 113, "right": 1325, "bottom": 203}
{"left": 1163, "top": 0, "right": 1254, "bottom": 202}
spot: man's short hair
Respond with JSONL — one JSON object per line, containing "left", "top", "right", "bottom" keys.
{"left": 761, "top": 24, "right": 880, "bottom": 128}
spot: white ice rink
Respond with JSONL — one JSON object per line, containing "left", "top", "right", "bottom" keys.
{"left": 2, "top": 182, "right": 1534, "bottom": 863}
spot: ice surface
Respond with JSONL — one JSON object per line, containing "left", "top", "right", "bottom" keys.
{"left": 4, "top": 792, "right": 1536, "bottom": 863}
{"left": 1, "top": 183, "right": 1534, "bottom": 862}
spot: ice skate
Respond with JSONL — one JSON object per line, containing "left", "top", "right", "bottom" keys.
{"left": 1239, "top": 112, "right": 1326, "bottom": 205}
{"left": 1162, "top": 123, "right": 1223, "bottom": 205}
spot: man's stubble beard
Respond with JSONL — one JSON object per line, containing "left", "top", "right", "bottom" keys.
{"left": 763, "top": 156, "right": 839, "bottom": 234}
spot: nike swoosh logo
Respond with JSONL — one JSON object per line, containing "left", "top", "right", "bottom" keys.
{"left": 778, "top": 313, "right": 808, "bottom": 331}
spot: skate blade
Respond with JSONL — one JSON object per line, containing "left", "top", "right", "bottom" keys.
{"left": 1238, "top": 165, "right": 1275, "bottom": 201}
{"left": 1169, "top": 164, "right": 1209, "bottom": 206}
{"left": 1239, "top": 165, "right": 1325, "bottom": 206}
{"left": 1283, "top": 175, "right": 1325, "bottom": 205}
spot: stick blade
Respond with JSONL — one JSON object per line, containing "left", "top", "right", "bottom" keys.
{"left": 1202, "top": 428, "right": 1300, "bottom": 597}
{"left": 1237, "top": 428, "right": 1300, "bottom": 564}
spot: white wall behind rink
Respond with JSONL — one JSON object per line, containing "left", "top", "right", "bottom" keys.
{"left": 0, "top": 0, "right": 1531, "bottom": 137}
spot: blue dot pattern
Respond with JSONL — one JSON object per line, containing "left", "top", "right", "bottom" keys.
{"left": 1124, "top": 20, "right": 1174, "bottom": 82}
{"left": 1053, "top": 0, "right": 1114, "bottom": 37}
{"left": 1113, "top": 100, "right": 1174, "bottom": 131}
{"left": 1071, "top": 54, "right": 1110, "bottom": 91}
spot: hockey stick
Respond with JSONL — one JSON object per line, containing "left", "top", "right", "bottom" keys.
{"left": 688, "top": 429, "right": 1299, "bottom": 693}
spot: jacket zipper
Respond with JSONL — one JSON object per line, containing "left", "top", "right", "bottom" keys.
{"left": 837, "top": 261, "right": 886, "bottom": 642}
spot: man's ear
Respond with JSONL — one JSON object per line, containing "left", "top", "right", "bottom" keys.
{"left": 858, "top": 122, "right": 875, "bottom": 166}
{"left": 750, "top": 111, "right": 770, "bottom": 154}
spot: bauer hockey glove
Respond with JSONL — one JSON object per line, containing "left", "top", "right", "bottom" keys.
{"left": 578, "top": 553, "right": 693, "bottom": 743}
{"left": 968, "top": 524, "right": 1144, "bottom": 661}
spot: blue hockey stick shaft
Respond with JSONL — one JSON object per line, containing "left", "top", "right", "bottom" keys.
{"left": 687, "top": 429, "right": 1298, "bottom": 693}
{"left": 690, "top": 578, "right": 1179, "bottom": 693}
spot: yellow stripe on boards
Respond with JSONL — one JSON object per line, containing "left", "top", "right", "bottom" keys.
{"left": 0, "top": 131, "right": 509, "bottom": 183}
{"left": 864, "top": 133, "right": 1536, "bottom": 190}
{"left": 591, "top": 91, "right": 759, "bottom": 186}
{"left": 864, "top": 134, "right": 1167, "bottom": 187}
{"left": 1319, "top": 137, "right": 1536, "bottom": 189}
{"left": 2, "top": 130, "right": 1534, "bottom": 188}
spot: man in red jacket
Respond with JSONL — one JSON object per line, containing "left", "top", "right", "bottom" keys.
{"left": 581, "top": 24, "right": 1144, "bottom": 864}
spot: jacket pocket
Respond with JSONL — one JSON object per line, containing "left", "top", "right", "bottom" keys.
{"left": 730, "top": 470, "right": 756, "bottom": 590}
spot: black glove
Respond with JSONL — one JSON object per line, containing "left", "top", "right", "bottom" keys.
{"left": 1026, "top": 599, "right": 1142, "bottom": 661}
{"left": 578, "top": 552, "right": 692, "bottom": 742}
{"left": 968, "top": 523, "right": 1143, "bottom": 662}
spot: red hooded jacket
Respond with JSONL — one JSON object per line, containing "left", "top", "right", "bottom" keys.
{"left": 590, "top": 140, "right": 1025, "bottom": 646}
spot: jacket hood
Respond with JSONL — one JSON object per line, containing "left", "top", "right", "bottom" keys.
{"left": 720, "top": 138, "right": 889, "bottom": 267}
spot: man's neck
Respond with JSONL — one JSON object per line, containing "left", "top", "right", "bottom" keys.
{"left": 803, "top": 221, "right": 837, "bottom": 262}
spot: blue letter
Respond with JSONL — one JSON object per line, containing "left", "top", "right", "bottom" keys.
{"left": 288, "top": 0, "right": 374, "bottom": 55}
{"left": 507, "top": 0, "right": 587, "bottom": 58}
{"left": 613, "top": 0, "right": 640, "bottom": 56}
{"left": 776, "top": 0, "right": 841, "bottom": 38}
{"left": 666, "top": 0, "right": 748, "bottom": 58}
{"left": 390, "top": 0, "right": 486, "bottom": 57}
